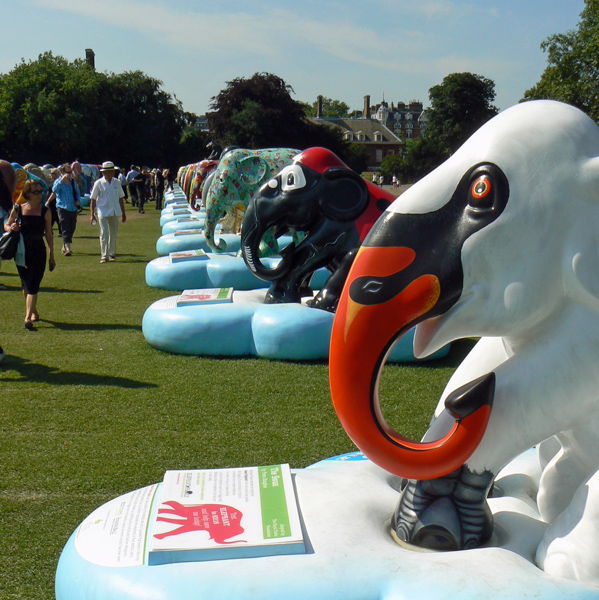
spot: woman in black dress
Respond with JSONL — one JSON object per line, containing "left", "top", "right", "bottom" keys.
{"left": 4, "top": 179, "right": 56, "bottom": 329}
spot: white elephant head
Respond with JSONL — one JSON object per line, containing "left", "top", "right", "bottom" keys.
{"left": 329, "top": 100, "right": 599, "bottom": 559}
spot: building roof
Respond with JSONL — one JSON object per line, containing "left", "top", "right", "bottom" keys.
{"left": 309, "top": 117, "right": 402, "bottom": 144}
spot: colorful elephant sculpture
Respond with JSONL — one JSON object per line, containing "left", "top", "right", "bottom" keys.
{"left": 329, "top": 100, "right": 599, "bottom": 585}
{"left": 241, "top": 147, "right": 394, "bottom": 311}
{"left": 190, "top": 159, "right": 218, "bottom": 209}
{"left": 204, "top": 147, "right": 300, "bottom": 253}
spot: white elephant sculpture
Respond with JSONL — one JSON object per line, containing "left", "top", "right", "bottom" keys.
{"left": 329, "top": 100, "right": 599, "bottom": 587}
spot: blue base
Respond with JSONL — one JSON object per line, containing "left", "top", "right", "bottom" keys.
{"left": 142, "top": 290, "right": 448, "bottom": 361}
{"left": 55, "top": 452, "right": 599, "bottom": 600}
{"left": 145, "top": 254, "right": 330, "bottom": 292}
{"left": 156, "top": 233, "right": 242, "bottom": 256}
{"left": 164, "top": 191, "right": 187, "bottom": 204}
{"left": 162, "top": 217, "right": 207, "bottom": 236}
{"left": 160, "top": 210, "right": 204, "bottom": 227}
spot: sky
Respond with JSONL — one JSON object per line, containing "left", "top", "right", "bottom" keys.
{"left": 2, "top": 0, "right": 586, "bottom": 116}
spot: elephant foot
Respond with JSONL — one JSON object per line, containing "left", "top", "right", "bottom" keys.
{"left": 264, "top": 284, "right": 302, "bottom": 304}
{"left": 306, "top": 289, "right": 339, "bottom": 313}
{"left": 391, "top": 466, "right": 494, "bottom": 551}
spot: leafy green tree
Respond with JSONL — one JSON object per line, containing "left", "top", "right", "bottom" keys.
{"left": 178, "top": 123, "right": 211, "bottom": 167}
{"left": 427, "top": 72, "right": 498, "bottom": 154}
{"left": 207, "top": 72, "right": 308, "bottom": 148}
{"left": 0, "top": 52, "right": 100, "bottom": 163}
{"left": 381, "top": 137, "right": 448, "bottom": 184}
{"left": 522, "top": 1, "right": 599, "bottom": 120}
{"left": 95, "top": 70, "right": 190, "bottom": 167}
{"left": 207, "top": 72, "right": 354, "bottom": 166}
{"left": 304, "top": 97, "right": 352, "bottom": 118}
{"left": 344, "top": 143, "right": 370, "bottom": 174}
{"left": 380, "top": 153, "right": 403, "bottom": 181}
{"left": 0, "top": 52, "right": 197, "bottom": 167}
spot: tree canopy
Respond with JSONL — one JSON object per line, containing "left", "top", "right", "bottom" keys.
{"left": 303, "top": 97, "right": 352, "bottom": 119}
{"left": 381, "top": 72, "right": 498, "bottom": 183}
{"left": 206, "top": 72, "right": 354, "bottom": 166}
{"left": 426, "top": 72, "right": 498, "bottom": 154}
{"left": 522, "top": 0, "right": 599, "bottom": 121}
{"left": 0, "top": 52, "right": 205, "bottom": 167}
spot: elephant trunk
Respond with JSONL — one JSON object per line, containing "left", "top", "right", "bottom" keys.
{"left": 329, "top": 221, "right": 492, "bottom": 481}
{"left": 241, "top": 198, "right": 295, "bottom": 281}
{"left": 204, "top": 173, "right": 227, "bottom": 252}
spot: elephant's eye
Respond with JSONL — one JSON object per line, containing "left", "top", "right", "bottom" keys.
{"left": 280, "top": 165, "right": 306, "bottom": 192}
{"left": 469, "top": 174, "right": 494, "bottom": 211}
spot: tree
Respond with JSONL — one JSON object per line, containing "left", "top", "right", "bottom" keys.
{"left": 426, "top": 72, "right": 498, "bottom": 154}
{"left": 0, "top": 52, "right": 100, "bottom": 163}
{"left": 344, "top": 143, "right": 370, "bottom": 174}
{"left": 207, "top": 72, "right": 309, "bottom": 149}
{"left": 381, "top": 137, "right": 448, "bottom": 184}
{"left": 206, "top": 72, "right": 353, "bottom": 164}
{"left": 303, "top": 97, "right": 352, "bottom": 118}
{"left": 0, "top": 52, "right": 197, "bottom": 166}
{"left": 522, "top": 1, "right": 599, "bottom": 120}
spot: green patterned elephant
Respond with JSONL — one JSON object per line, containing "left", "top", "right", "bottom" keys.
{"left": 204, "top": 147, "right": 300, "bottom": 253}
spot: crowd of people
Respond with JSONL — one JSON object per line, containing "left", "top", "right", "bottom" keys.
{"left": 0, "top": 159, "right": 176, "bottom": 342}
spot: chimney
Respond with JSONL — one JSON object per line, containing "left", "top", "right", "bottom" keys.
{"left": 317, "top": 95, "right": 323, "bottom": 119}
{"left": 85, "top": 49, "right": 95, "bottom": 69}
{"left": 363, "top": 95, "right": 371, "bottom": 119}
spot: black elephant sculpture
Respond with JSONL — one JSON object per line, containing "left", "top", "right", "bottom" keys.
{"left": 240, "top": 147, "right": 394, "bottom": 312}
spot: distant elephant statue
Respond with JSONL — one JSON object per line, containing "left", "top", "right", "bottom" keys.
{"left": 329, "top": 100, "right": 599, "bottom": 586}
{"left": 204, "top": 147, "right": 300, "bottom": 253}
{"left": 241, "top": 147, "right": 394, "bottom": 311}
{"left": 11, "top": 163, "right": 28, "bottom": 202}
{"left": 190, "top": 159, "right": 218, "bottom": 210}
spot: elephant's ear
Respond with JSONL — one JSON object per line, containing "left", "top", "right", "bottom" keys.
{"left": 238, "top": 156, "right": 269, "bottom": 187}
{"left": 319, "top": 168, "right": 370, "bottom": 222}
{"left": 564, "top": 156, "right": 599, "bottom": 313}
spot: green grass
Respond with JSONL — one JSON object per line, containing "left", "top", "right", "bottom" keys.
{"left": 0, "top": 205, "right": 472, "bottom": 599}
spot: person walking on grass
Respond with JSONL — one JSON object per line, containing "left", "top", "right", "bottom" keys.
{"left": 5, "top": 179, "right": 56, "bottom": 329}
{"left": 89, "top": 161, "right": 127, "bottom": 264}
{"left": 52, "top": 163, "right": 81, "bottom": 256}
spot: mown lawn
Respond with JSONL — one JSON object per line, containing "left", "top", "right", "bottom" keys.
{"left": 0, "top": 203, "right": 471, "bottom": 599}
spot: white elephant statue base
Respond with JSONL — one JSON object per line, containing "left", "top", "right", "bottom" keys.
{"left": 329, "top": 100, "right": 599, "bottom": 589}
{"left": 55, "top": 451, "right": 599, "bottom": 600}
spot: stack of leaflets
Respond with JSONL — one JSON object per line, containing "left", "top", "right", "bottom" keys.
{"left": 174, "top": 228, "right": 204, "bottom": 236}
{"left": 169, "top": 249, "right": 208, "bottom": 263}
{"left": 148, "top": 464, "right": 305, "bottom": 565}
{"left": 176, "top": 287, "right": 233, "bottom": 306}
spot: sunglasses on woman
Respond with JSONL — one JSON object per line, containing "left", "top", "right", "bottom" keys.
{"left": 30, "top": 190, "right": 43, "bottom": 195}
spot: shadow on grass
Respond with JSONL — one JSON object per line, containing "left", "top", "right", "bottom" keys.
{"left": 0, "top": 354, "right": 157, "bottom": 388}
{"left": 41, "top": 319, "right": 142, "bottom": 332}
{"left": 40, "top": 288, "right": 103, "bottom": 294}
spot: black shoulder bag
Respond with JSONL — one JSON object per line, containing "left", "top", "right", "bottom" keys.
{"left": 0, "top": 204, "right": 21, "bottom": 260}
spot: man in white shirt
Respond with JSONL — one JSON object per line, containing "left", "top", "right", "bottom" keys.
{"left": 89, "top": 161, "right": 127, "bottom": 263}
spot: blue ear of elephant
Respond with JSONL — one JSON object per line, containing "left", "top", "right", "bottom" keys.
{"left": 320, "top": 168, "right": 370, "bottom": 222}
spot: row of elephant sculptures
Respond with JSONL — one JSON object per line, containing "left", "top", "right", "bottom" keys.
{"left": 171, "top": 103, "right": 599, "bottom": 588}
{"left": 176, "top": 146, "right": 396, "bottom": 313}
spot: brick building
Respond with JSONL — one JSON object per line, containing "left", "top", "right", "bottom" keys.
{"left": 309, "top": 95, "right": 427, "bottom": 170}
